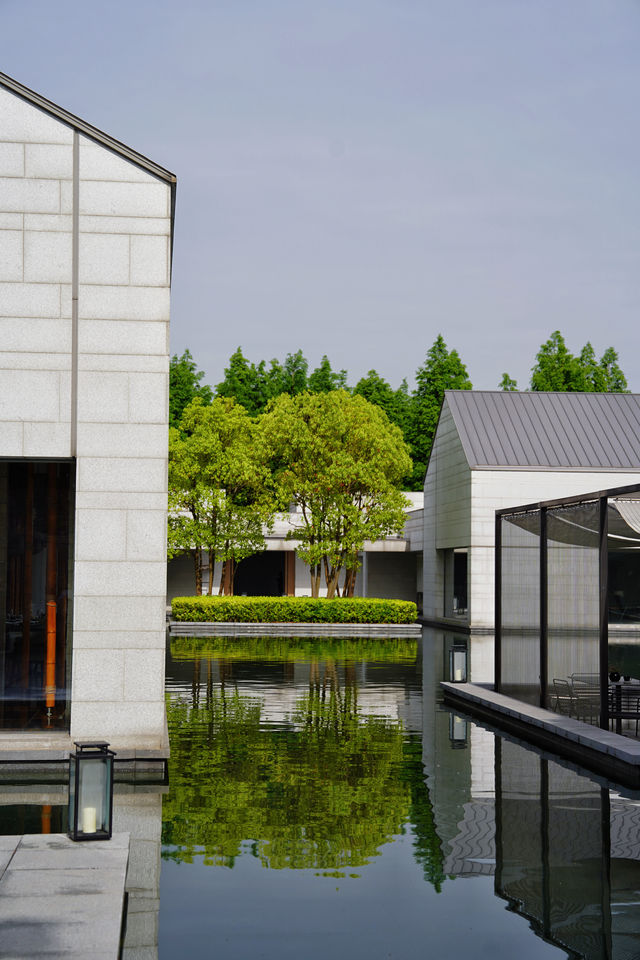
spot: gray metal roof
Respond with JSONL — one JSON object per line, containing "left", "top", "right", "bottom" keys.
{"left": 445, "top": 391, "right": 640, "bottom": 470}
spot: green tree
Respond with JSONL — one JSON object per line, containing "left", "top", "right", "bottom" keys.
{"left": 168, "top": 397, "right": 273, "bottom": 595}
{"left": 599, "top": 346, "right": 628, "bottom": 392}
{"left": 275, "top": 349, "right": 309, "bottom": 396}
{"left": 499, "top": 372, "right": 518, "bottom": 391}
{"left": 261, "top": 391, "right": 411, "bottom": 597}
{"left": 353, "top": 370, "right": 411, "bottom": 439}
{"left": 408, "top": 335, "right": 472, "bottom": 490}
{"left": 215, "top": 347, "right": 271, "bottom": 416}
{"left": 169, "top": 349, "right": 213, "bottom": 429}
{"left": 530, "top": 331, "right": 580, "bottom": 391}
{"left": 308, "top": 355, "right": 348, "bottom": 393}
{"left": 530, "top": 332, "right": 629, "bottom": 393}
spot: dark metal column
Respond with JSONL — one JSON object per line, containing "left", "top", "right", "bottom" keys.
{"left": 540, "top": 507, "right": 548, "bottom": 709}
{"left": 494, "top": 513, "right": 502, "bottom": 691}
{"left": 599, "top": 496, "right": 609, "bottom": 730}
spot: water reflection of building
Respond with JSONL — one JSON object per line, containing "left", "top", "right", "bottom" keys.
{"left": 422, "top": 629, "right": 497, "bottom": 879}
{"left": 167, "top": 654, "right": 423, "bottom": 731}
{"left": 423, "top": 627, "right": 640, "bottom": 959}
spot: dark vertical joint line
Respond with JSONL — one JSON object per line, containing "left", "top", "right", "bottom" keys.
{"left": 540, "top": 508, "right": 548, "bottom": 710}
{"left": 599, "top": 496, "right": 609, "bottom": 730}
{"left": 600, "top": 786, "right": 613, "bottom": 960}
{"left": 494, "top": 513, "right": 501, "bottom": 691}
{"left": 70, "top": 129, "right": 79, "bottom": 457}
{"left": 541, "top": 759, "right": 551, "bottom": 937}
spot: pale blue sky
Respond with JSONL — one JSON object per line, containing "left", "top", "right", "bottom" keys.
{"left": 3, "top": 0, "right": 640, "bottom": 391}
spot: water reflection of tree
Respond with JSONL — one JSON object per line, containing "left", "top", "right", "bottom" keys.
{"left": 163, "top": 657, "right": 444, "bottom": 887}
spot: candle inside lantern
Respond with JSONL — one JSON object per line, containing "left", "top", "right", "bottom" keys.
{"left": 455, "top": 668, "right": 462, "bottom": 681}
{"left": 82, "top": 806, "right": 97, "bottom": 834}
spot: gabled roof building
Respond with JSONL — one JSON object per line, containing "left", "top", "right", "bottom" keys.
{"left": 0, "top": 73, "right": 175, "bottom": 758}
{"left": 424, "top": 391, "right": 640, "bottom": 681}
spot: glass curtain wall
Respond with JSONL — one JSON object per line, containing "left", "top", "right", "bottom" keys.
{"left": 546, "top": 501, "right": 601, "bottom": 722}
{"left": 608, "top": 494, "right": 640, "bottom": 682}
{"left": 499, "top": 511, "right": 540, "bottom": 705}
{"left": 0, "top": 460, "right": 74, "bottom": 730}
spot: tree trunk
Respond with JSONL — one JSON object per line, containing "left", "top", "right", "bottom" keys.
{"left": 310, "top": 564, "right": 321, "bottom": 598}
{"left": 206, "top": 552, "right": 214, "bottom": 595}
{"left": 192, "top": 549, "right": 203, "bottom": 596}
{"left": 344, "top": 566, "right": 357, "bottom": 597}
{"left": 219, "top": 558, "right": 236, "bottom": 596}
{"left": 323, "top": 555, "right": 342, "bottom": 599}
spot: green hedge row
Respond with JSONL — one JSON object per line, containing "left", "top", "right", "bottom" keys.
{"left": 171, "top": 637, "right": 418, "bottom": 663}
{"left": 171, "top": 595, "right": 418, "bottom": 624}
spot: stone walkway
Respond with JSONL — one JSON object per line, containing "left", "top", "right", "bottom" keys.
{"left": 170, "top": 620, "right": 421, "bottom": 637}
{"left": 442, "top": 681, "right": 640, "bottom": 786}
{"left": 0, "top": 833, "right": 129, "bottom": 960}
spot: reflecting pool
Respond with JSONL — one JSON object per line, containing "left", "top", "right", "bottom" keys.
{"left": 158, "top": 630, "right": 640, "bottom": 960}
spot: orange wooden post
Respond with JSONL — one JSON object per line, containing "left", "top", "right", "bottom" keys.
{"left": 41, "top": 804, "right": 52, "bottom": 834}
{"left": 45, "top": 601, "right": 56, "bottom": 711}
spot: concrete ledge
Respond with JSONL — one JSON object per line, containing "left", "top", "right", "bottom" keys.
{"left": 442, "top": 681, "right": 640, "bottom": 788}
{"left": 0, "top": 833, "right": 129, "bottom": 959}
{"left": 169, "top": 621, "right": 422, "bottom": 638}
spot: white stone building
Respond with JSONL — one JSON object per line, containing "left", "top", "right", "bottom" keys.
{"left": 167, "top": 492, "right": 424, "bottom": 605}
{"left": 0, "top": 73, "right": 174, "bottom": 757}
{"left": 423, "top": 391, "right": 640, "bottom": 679}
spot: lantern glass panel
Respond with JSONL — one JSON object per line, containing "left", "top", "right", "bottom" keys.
{"left": 449, "top": 712, "right": 468, "bottom": 746}
{"left": 449, "top": 647, "right": 467, "bottom": 682}
{"left": 78, "top": 758, "right": 109, "bottom": 834}
{"left": 68, "top": 754, "right": 77, "bottom": 835}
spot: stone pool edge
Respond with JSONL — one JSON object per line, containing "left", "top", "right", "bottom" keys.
{"left": 169, "top": 621, "right": 422, "bottom": 638}
{"left": 442, "top": 681, "right": 640, "bottom": 788}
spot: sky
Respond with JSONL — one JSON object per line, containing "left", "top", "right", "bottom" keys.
{"left": 3, "top": 0, "right": 640, "bottom": 392}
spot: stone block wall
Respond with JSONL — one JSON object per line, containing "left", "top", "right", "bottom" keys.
{"left": 0, "top": 79, "right": 173, "bottom": 751}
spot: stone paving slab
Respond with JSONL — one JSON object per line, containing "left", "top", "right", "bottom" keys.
{"left": 0, "top": 833, "right": 129, "bottom": 960}
{"left": 442, "top": 682, "right": 640, "bottom": 781}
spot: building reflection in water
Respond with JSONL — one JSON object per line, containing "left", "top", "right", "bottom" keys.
{"left": 423, "top": 628, "right": 640, "bottom": 960}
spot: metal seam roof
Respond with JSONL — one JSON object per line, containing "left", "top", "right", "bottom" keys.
{"left": 445, "top": 391, "right": 640, "bottom": 470}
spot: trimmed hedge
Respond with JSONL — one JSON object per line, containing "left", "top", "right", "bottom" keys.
{"left": 171, "top": 595, "right": 418, "bottom": 624}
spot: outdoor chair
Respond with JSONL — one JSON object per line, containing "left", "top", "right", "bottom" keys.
{"left": 551, "top": 679, "right": 574, "bottom": 716}
{"left": 569, "top": 675, "right": 600, "bottom": 725}
{"left": 608, "top": 685, "right": 640, "bottom": 737}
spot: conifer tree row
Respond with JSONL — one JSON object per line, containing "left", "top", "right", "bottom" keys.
{"left": 171, "top": 332, "right": 628, "bottom": 492}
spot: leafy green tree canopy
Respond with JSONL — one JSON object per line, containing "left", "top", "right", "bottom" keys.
{"left": 169, "top": 349, "right": 213, "bottom": 429}
{"left": 261, "top": 390, "right": 411, "bottom": 597}
{"left": 168, "top": 397, "right": 274, "bottom": 595}
{"left": 353, "top": 370, "right": 411, "bottom": 440}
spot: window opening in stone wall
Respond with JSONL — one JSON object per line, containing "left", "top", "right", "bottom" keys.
{"left": 443, "top": 549, "right": 468, "bottom": 619}
{"left": 0, "top": 460, "right": 74, "bottom": 730}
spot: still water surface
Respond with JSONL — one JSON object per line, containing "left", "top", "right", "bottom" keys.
{"left": 159, "top": 631, "right": 640, "bottom": 960}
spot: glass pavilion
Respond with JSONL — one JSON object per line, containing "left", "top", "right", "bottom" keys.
{"left": 496, "top": 483, "right": 640, "bottom": 735}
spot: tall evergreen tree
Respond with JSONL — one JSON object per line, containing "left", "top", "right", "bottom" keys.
{"left": 216, "top": 347, "right": 271, "bottom": 416}
{"left": 530, "top": 332, "right": 629, "bottom": 393}
{"left": 308, "top": 355, "right": 348, "bottom": 393}
{"left": 169, "top": 349, "right": 213, "bottom": 429}
{"left": 353, "top": 370, "right": 410, "bottom": 438}
{"left": 408, "top": 335, "right": 472, "bottom": 489}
